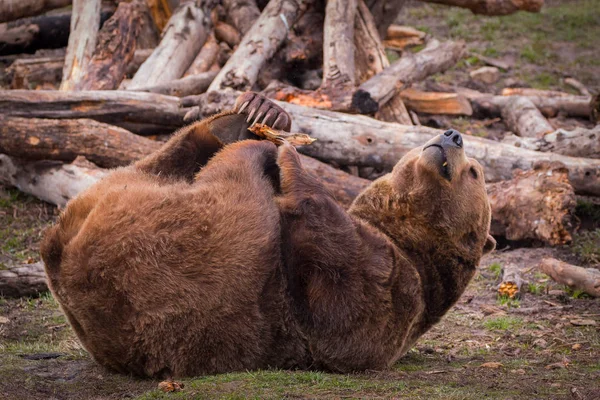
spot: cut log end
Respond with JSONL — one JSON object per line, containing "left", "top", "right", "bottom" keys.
{"left": 351, "top": 90, "right": 379, "bottom": 114}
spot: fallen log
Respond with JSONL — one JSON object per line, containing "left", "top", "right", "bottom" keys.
{"left": 0, "top": 0, "right": 71, "bottom": 24}
{"left": 128, "top": 1, "right": 212, "bottom": 89}
{"left": 214, "top": 21, "right": 241, "bottom": 48}
{"left": 352, "top": 39, "right": 466, "bottom": 114}
{"left": 487, "top": 161, "right": 576, "bottom": 246}
{"left": 322, "top": 0, "right": 358, "bottom": 89}
{"left": 136, "top": 0, "right": 161, "bottom": 49}
{"left": 208, "top": 0, "right": 308, "bottom": 92}
{"left": 0, "top": 116, "right": 161, "bottom": 168}
{"left": 502, "top": 126, "right": 600, "bottom": 159}
{"left": 222, "top": 0, "right": 260, "bottom": 36}
{"left": 461, "top": 88, "right": 592, "bottom": 118}
{"left": 497, "top": 263, "right": 524, "bottom": 299}
{"left": 183, "top": 90, "right": 600, "bottom": 195}
{"left": 539, "top": 258, "right": 600, "bottom": 297}
{"left": 59, "top": 0, "right": 101, "bottom": 91}
{"left": 365, "top": 0, "right": 407, "bottom": 38}
{"left": 355, "top": 0, "right": 411, "bottom": 124}
{"left": 0, "top": 262, "right": 47, "bottom": 298}
{"left": 564, "top": 78, "right": 591, "bottom": 97}
{"left": 501, "top": 96, "right": 554, "bottom": 138}
{"left": 6, "top": 55, "right": 63, "bottom": 89}
{"left": 184, "top": 33, "right": 220, "bottom": 76}
{"left": 399, "top": 88, "right": 473, "bottom": 115}
{"left": 280, "top": 3, "right": 323, "bottom": 65}
{"left": 0, "top": 154, "right": 108, "bottom": 208}
{"left": 0, "top": 7, "right": 113, "bottom": 56}
{"left": 75, "top": 1, "right": 141, "bottom": 90}
{"left": 132, "top": 71, "right": 218, "bottom": 97}
{"left": 421, "top": 0, "right": 543, "bottom": 15}
{"left": 146, "top": 0, "right": 174, "bottom": 32}
{"left": 0, "top": 90, "right": 188, "bottom": 135}
{"left": 500, "top": 88, "right": 571, "bottom": 97}
{"left": 125, "top": 48, "right": 153, "bottom": 77}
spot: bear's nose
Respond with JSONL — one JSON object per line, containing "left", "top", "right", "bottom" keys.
{"left": 442, "top": 129, "right": 463, "bottom": 149}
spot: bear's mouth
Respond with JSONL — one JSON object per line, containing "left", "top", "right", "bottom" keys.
{"left": 423, "top": 144, "right": 451, "bottom": 181}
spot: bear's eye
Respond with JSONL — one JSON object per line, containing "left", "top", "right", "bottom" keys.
{"left": 469, "top": 166, "right": 478, "bottom": 179}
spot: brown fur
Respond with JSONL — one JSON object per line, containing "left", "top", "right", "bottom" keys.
{"left": 41, "top": 93, "right": 494, "bottom": 377}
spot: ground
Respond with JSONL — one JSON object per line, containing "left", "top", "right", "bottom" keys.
{"left": 2, "top": 1, "right": 600, "bottom": 399}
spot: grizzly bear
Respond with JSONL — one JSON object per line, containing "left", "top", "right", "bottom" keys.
{"left": 41, "top": 92, "right": 495, "bottom": 378}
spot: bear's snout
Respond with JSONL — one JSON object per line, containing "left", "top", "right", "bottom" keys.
{"left": 442, "top": 129, "right": 463, "bottom": 149}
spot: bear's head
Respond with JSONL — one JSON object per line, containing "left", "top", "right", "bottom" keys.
{"left": 351, "top": 129, "right": 495, "bottom": 263}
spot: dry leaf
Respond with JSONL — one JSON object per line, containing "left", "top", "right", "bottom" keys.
{"left": 545, "top": 361, "right": 569, "bottom": 370}
{"left": 0, "top": 316, "right": 9, "bottom": 324}
{"left": 158, "top": 381, "right": 184, "bottom": 393}
{"left": 571, "top": 343, "right": 582, "bottom": 350}
{"left": 480, "top": 362, "right": 503, "bottom": 369}
{"left": 248, "top": 123, "right": 317, "bottom": 146}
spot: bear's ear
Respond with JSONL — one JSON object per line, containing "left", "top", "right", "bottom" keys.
{"left": 483, "top": 234, "right": 496, "bottom": 255}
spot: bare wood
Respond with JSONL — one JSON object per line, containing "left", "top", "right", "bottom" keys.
{"left": 399, "top": 88, "right": 473, "bottom": 115}
{"left": 214, "top": 21, "right": 241, "bottom": 48}
{"left": 365, "top": 0, "right": 407, "bottom": 37}
{"left": 501, "top": 96, "right": 554, "bottom": 138}
{"left": 0, "top": 154, "right": 108, "bottom": 208}
{"left": 146, "top": 0, "right": 173, "bottom": 32}
{"left": 183, "top": 90, "right": 600, "bottom": 195}
{"left": 461, "top": 88, "right": 592, "bottom": 118}
{"left": 0, "top": 90, "right": 188, "bottom": 135}
{"left": 501, "top": 88, "right": 572, "bottom": 97}
{"left": 502, "top": 126, "right": 600, "bottom": 159}
{"left": 208, "top": 0, "right": 308, "bottom": 92}
{"left": 59, "top": 0, "right": 101, "bottom": 91}
{"left": 487, "top": 161, "right": 576, "bottom": 245}
{"left": 126, "top": 48, "right": 154, "bottom": 77}
{"left": 0, "top": 0, "right": 71, "bottom": 24}
{"left": 497, "top": 263, "right": 524, "bottom": 299}
{"left": 136, "top": 1, "right": 161, "bottom": 49}
{"left": 0, "top": 262, "right": 47, "bottom": 298}
{"left": 0, "top": 116, "right": 161, "bottom": 168}
{"left": 564, "top": 78, "right": 590, "bottom": 97}
{"left": 539, "top": 258, "right": 600, "bottom": 297}
{"left": 76, "top": 1, "right": 141, "bottom": 90}
{"left": 420, "top": 0, "right": 543, "bottom": 15}
{"left": 355, "top": 0, "right": 411, "bottom": 124}
{"left": 132, "top": 71, "right": 218, "bottom": 97}
{"left": 129, "top": 1, "right": 212, "bottom": 89}
{"left": 222, "top": 0, "right": 260, "bottom": 36}
{"left": 322, "top": 0, "right": 358, "bottom": 89}
{"left": 352, "top": 39, "right": 466, "bottom": 114}
{"left": 383, "top": 25, "right": 426, "bottom": 51}
{"left": 185, "top": 33, "right": 219, "bottom": 76}
{"left": 6, "top": 56, "right": 63, "bottom": 89}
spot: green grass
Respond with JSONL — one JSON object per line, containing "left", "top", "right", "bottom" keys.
{"left": 576, "top": 200, "right": 600, "bottom": 224}
{"left": 496, "top": 295, "right": 520, "bottom": 308}
{"left": 572, "top": 229, "right": 600, "bottom": 265}
{"left": 488, "top": 263, "right": 502, "bottom": 280}
{"left": 527, "top": 282, "right": 547, "bottom": 295}
{"left": 483, "top": 316, "right": 524, "bottom": 332}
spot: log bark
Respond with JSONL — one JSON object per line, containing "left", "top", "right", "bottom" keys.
{"left": 280, "top": 4, "right": 323, "bottom": 65}
{"left": 487, "top": 161, "right": 576, "bottom": 246}
{"left": 184, "top": 33, "right": 219, "bottom": 76}
{"left": 0, "top": 116, "right": 161, "bottom": 168}
{"left": 502, "top": 126, "right": 600, "bottom": 159}
{"left": 352, "top": 39, "right": 466, "bottom": 114}
{"left": 420, "top": 0, "right": 543, "bottom": 15}
{"left": 136, "top": 0, "right": 161, "bottom": 49}
{"left": 365, "top": 0, "right": 407, "bottom": 38}
{"left": 208, "top": 0, "right": 308, "bottom": 92}
{"left": 214, "top": 21, "right": 241, "bottom": 48}
{"left": 222, "top": 0, "right": 260, "bottom": 35}
{"left": 75, "top": 1, "right": 141, "bottom": 90}
{"left": 501, "top": 96, "right": 554, "bottom": 138}
{"left": 0, "top": 262, "right": 47, "bottom": 298}
{"left": 322, "top": 0, "right": 358, "bottom": 89}
{"left": 355, "top": 0, "right": 411, "bottom": 124}
{"left": 0, "top": 154, "right": 108, "bottom": 208}
{"left": 0, "top": 90, "right": 188, "bottom": 135}
{"left": 460, "top": 88, "right": 592, "bottom": 118}
{"left": 501, "top": 88, "right": 572, "bottom": 97}
{"left": 564, "top": 78, "right": 590, "bottom": 97}
{"left": 539, "top": 258, "right": 600, "bottom": 298}
{"left": 183, "top": 90, "right": 600, "bottom": 196}
{"left": 6, "top": 56, "right": 63, "bottom": 89}
{"left": 128, "top": 1, "right": 212, "bottom": 89}
{"left": 59, "top": 0, "right": 101, "bottom": 91}
{"left": 497, "top": 263, "right": 524, "bottom": 299}
{"left": 126, "top": 48, "right": 153, "bottom": 77}
{"left": 0, "top": 0, "right": 71, "bottom": 24}
{"left": 0, "top": 8, "right": 113, "bottom": 56}
{"left": 132, "top": 71, "right": 218, "bottom": 97}
{"left": 399, "top": 88, "right": 473, "bottom": 115}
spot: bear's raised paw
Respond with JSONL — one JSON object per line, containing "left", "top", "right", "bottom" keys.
{"left": 234, "top": 92, "right": 292, "bottom": 132}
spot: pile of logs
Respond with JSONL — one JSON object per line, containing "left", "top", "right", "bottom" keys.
{"left": 1, "top": 0, "right": 599, "bottom": 296}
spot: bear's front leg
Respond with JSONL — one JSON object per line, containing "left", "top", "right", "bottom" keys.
{"left": 277, "top": 144, "right": 397, "bottom": 372}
